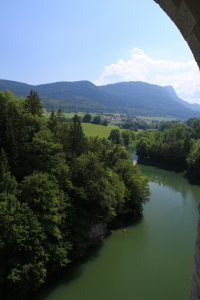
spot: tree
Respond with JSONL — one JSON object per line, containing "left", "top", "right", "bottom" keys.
{"left": 121, "top": 130, "right": 131, "bottom": 146}
{"left": 186, "top": 139, "right": 200, "bottom": 182}
{"left": 19, "top": 171, "right": 71, "bottom": 269}
{"left": 92, "top": 115, "right": 102, "bottom": 125}
{"left": 23, "top": 90, "right": 43, "bottom": 116}
{"left": 114, "top": 159, "right": 150, "bottom": 211}
{"left": 48, "top": 110, "right": 58, "bottom": 133}
{"left": 107, "top": 145, "right": 130, "bottom": 167}
{"left": 108, "top": 129, "right": 121, "bottom": 144}
{"left": 191, "top": 118, "right": 200, "bottom": 139}
{"left": 48, "top": 109, "right": 68, "bottom": 143}
{"left": 72, "top": 152, "right": 125, "bottom": 222}
{"left": 82, "top": 113, "right": 92, "bottom": 123}
{"left": 4, "top": 101, "right": 23, "bottom": 176}
{"left": 68, "top": 114, "right": 87, "bottom": 158}
{"left": 24, "top": 128, "right": 72, "bottom": 184}
{"left": 0, "top": 150, "right": 48, "bottom": 299}
{"left": 0, "top": 202, "right": 48, "bottom": 299}
{"left": 102, "top": 119, "right": 108, "bottom": 126}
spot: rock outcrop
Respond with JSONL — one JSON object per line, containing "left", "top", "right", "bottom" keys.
{"left": 89, "top": 223, "right": 107, "bottom": 245}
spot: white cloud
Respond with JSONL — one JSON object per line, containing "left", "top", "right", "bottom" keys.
{"left": 93, "top": 47, "right": 200, "bottom": 104}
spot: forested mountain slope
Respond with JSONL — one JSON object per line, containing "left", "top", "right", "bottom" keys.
{"left": 0, "top": 79, "right": 199, "bottom": 119}
{"left": 99, "top": 81, "right": 200, "bottom": 118}
{"left": 164, "top": 85, "right": 200, "bottom": 112}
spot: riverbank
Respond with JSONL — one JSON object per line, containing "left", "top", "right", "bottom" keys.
{"left": 137, "top": 157, "right": 200, "bottom": 187}
{"left": 137, "top": 158, "right": 185, "bottom": 172}
{"left": 31, "top": 164, "right": 198, "bottom": 300}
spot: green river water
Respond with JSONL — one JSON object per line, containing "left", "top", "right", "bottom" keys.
{"left": 32, "top": 163, "right": 199, "bottom": 300}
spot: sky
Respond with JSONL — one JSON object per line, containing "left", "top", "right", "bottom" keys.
{"left": 1, "top": 0, "right": 200, "bottom": 104}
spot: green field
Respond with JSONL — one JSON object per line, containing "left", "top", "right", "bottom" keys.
{"left": 43, "top": 112, "right": 91, "bottom": 119}
{"left": 44, "top": 111, "right": 176, "bottom": 122}
{"left": 43, "top": 111, "right": 122, "bottom": 119}
{"left": 43, "top": 111, "right": 126, "bottom": 139}
{"left": 136, "top": 116, "right": 176, "bottom": 121}
{"left": 82, "top": 123, "right": 124, "bottom": 139}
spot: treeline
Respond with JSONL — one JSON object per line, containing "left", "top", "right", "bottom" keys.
{"left": 82, "top": 113, "right": 108, "bottom": 126}
{"left": 108, "top": 129, "right": 136, "bottom": 146}
{"left": 119, "top": 119, "right": 179, "bottom": 132}
{"left": 136, "top": 118, "right": 200, "bottom": 182}
{"left": 119, "top": 120, "right": 160, "bottom": 131}
{"left": 0, "top": 90, "right": 150, "bottom": 300}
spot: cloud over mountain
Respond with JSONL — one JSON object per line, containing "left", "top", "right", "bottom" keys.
{"left": 94, "top": 47, "right": 200, "bottom": 104}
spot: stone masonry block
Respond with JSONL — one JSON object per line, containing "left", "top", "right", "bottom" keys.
{"left": 187, "top": 31, "right": 200, "bottom": 61}
{"left": 197, "top": 59, "right": 200, "bottom": 70}
{"left": 176, "top": 1, "right": 196, "bottom": 39}
{"left": 194, "top": 21, "right": 200, "bottom": 44}
{"left": 185, "top": 0, "right": 200, "bottom": 23}
{"left": 159, "top": 0, "right": 179, "bottom": 21}
{"left": 172, "top": 0, "right": 182, "bottom": 7}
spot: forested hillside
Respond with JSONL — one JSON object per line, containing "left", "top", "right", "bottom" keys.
{"left": 0, "top": 90, "right": 150, "bottom": 300}
{"left": 99, "top": 81, "right": 200, "bottom": 118}
{"left": 0, "top": 79, "right": 199, "bottom": 119}
{"left": 164, "top": 85, "right": 200, "bottom": 112}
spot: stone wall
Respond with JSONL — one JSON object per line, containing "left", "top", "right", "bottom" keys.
{"left": 152, "top": 2, "right": 200, "bottom": 295}
{"left": 153, "top": 3, "right": 200, "bottom": 298}
{"left": 153, "top": 0, "right": 200, "bottom": 69}
{"left": 190, "top": 203, "right": 200, "bottom": 300}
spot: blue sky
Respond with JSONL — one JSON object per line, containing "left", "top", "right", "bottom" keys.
{"left": 1, "top": 0, "right": 199, "bottom": 103}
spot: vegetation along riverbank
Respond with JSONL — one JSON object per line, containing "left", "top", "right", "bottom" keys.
{"left": 0, "top": 90, "right": 150, "bottom": 300}
{"left": 136, "top": 118, "right": 200, "bottom": 184}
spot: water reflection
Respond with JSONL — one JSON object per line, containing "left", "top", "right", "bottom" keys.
{"left": 31, "top": 242, "right": 105, "bottom": 300}
{"left": 139, "top": 164, "right": 200, "bottom": 202}
{"left": 32, "top": 162, "right": 199, "bottom": 300}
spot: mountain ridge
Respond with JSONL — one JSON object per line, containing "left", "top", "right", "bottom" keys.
{"left": 0, "top": 79, "right": 199, "bottom": 119}
{"left": 164, "top": 85, "right": 200, "bottom": 112}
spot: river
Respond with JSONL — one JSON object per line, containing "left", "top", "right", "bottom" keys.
{"left": 32, "top": 162, "right": 199, "bottom": 300}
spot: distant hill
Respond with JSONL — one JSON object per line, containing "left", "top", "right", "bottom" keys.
{"left": 164, "top": 85, "right": 200, "bottom": 112}
{"left": 99, "top": 81, "right": 200, "bottom": 119}
{"left": 0, "top": 79, "right": 200, "bottom": 119}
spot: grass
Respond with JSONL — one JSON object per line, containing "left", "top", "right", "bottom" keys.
{"left": 43, "top": 111, "right": 176, "bottom": 122}
{"left": 43, "top": 112, "right": 90, "bottom": 119}
{"left": 43, "top": 111, "right": 126, "bottom": 139}
{"left": 82, "top": 123, "right": 124, "bottom": 139}
{"left": 136, "top": 116, "right": 176, "bottom": 121}
{"left": 43, "top": 111, "right": 123, "bottom": 119}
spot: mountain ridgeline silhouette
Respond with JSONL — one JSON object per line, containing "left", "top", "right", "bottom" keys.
{"left": 0, "top": 79, "right": 199, "bottom": 119}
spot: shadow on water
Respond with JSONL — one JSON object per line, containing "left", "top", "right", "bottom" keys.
{"left": 139, "top": 163, "right": 200, "bottom": 202}
{"left": 121, "top": 218, "right": 143, "bottom": 229}
{"left": 31, "top": 217, "right": 143, "bottom": 300}
{"left": 31, "top": 241, "right": 105, "bottom": 300}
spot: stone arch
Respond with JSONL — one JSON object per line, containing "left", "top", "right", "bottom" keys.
{"left": 154, "top": 0, "right": 200, "bottom": 69}
{"left": 154, "top": 2, "right": 200, "bottom": 299}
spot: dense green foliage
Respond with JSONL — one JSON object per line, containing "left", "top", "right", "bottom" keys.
{"left": 136, "top": 118, "right": 200, "bottom": 183}
{"left": 108, "top": 129, "right": 135, "bottom": 146}
{"left": 82, "top": 113, "right": 108, "bottom": 126}
{"left": 82, "top": 113, "right": 92, "bottom": 123}
{"left": 119, "top": 120, "right": 160, "bottom": 131}
{"left": 1, "top": 79, "right": 200, "bottom": 119}
{"left": 0, "top": 90, "right": 150, "bottom": 299}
